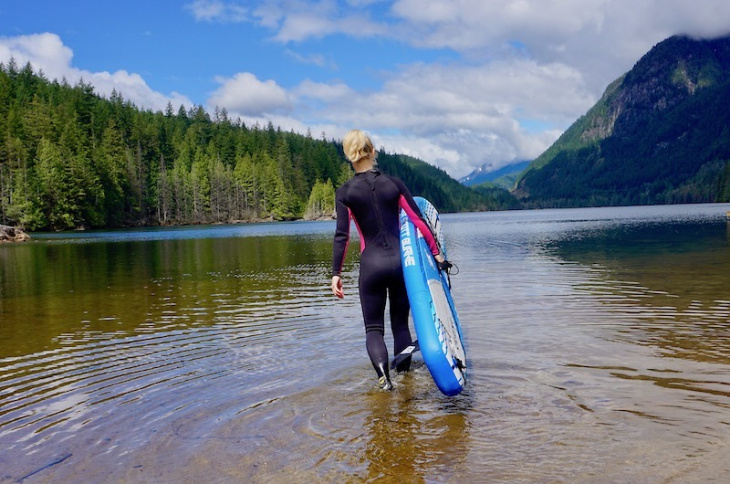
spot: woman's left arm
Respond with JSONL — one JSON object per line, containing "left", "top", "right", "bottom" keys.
{"left": 394, "top": 181, "right": 444, "bottom": 261}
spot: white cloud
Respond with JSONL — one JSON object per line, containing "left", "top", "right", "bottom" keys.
{"left": 389, "top": 0, "right": 730, "bottom": 94}
{"left": 267, "top": 58, "right": 593, "bottom": 176}
{"left": 208, "top": 72, "right": 292, "bottom": 116}
{"left": 89, "top": 70, "right": 192, "bottom": 112}
{"left": 7, "top": 1, "right": 730, "bottom": 181}
{"left": 0, "top": 32, "right": 73, "bottom": 81}
{"left": 295, "top": 79, "right": 353, "bottom": 102}
{"left": 0, "top": 32, "right": 193, "bottom": 112}
{"left": 205, "top": 54, "right": 595, "bottom": 177}
{"left": 235, "top": 0, "right": 730, "bottom": 176}
{"left": 185, "top": 0, "right": 249, "bottom": 22}
{"left": 242, "top": 0, "right": 730, "bottom": 93}
{"left": 251, "top": 0, "right": 385, "bottom": 42}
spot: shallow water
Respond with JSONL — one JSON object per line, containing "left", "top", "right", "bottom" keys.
{"left": 1, "top": 205, "right": 730, "bottom": 483}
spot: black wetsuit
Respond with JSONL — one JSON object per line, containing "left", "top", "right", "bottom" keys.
{"left": 332, "top": 169, "right": 439, "bottom": 378}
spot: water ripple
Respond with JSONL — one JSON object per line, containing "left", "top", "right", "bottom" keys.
{"left": 3, "top": 205, "right": 730, "bottom": 482}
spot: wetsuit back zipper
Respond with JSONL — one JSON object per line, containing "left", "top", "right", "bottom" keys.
{"left": 367, "top": 171, "right": 390, "bottom": 249}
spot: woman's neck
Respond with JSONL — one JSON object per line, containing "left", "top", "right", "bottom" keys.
{"left": 352, "top": 158, "right": 375, "bottom": 173}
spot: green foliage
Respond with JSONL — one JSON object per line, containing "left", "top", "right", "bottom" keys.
{"left": 515, "top": 35, "right": 730, "bottom": 208}
{"left": 716, "top": 160, "right": 730, "bottom": 202}
{"left": 304, "top": 179, "right": 335, "bottom": 220}
{"left": 0, "top": 61, "right": 508, "bottom": 230}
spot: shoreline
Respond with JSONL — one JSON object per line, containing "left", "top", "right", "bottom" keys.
{"left": 11, "top": 215, "right": 337, "bottom": 236}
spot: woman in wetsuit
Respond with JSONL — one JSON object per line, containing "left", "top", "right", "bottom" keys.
{"left": 331, "top": 129, "right": 445, "bottom": 390}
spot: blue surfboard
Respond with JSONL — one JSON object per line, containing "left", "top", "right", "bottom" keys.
{"left": 399, "top": 197, "right": 467, "bottom": 396}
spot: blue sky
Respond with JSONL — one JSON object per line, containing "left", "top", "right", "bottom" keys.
{"left": 2, "top": 1, "right": 730, "bottom": 178}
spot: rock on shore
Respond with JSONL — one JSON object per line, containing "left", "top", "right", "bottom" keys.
{"left": 0, "top": 225, "right": 31, "bottom": 243}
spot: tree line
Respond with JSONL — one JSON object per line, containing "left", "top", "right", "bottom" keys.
{"left": 0, "top": 60, "right": 511, "bottom": 231}
{"left": 0, "top": 60, "right": 354, "bottom": 230}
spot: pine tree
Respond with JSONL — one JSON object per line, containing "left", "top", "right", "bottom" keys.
{"left": 35, "top": 138, "right": 75, "bottom": 229}
{"left": 304, "top": 179, "right": 335, "bottom": 220}
{"left": 233, "top": 152, "right": 257, "bottom": 220}
{"left": 98, "top": 119, "right": 129, "bottom": 225}
{"left": 190, "top": 146, "right": 211, "bottom": 223}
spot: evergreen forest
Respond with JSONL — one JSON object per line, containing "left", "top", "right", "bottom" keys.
{"left": 7, "top": 34, "right": 728, "bottom": 231}
{"left": 0, "top": 60, "right": 503, "bottom": 231}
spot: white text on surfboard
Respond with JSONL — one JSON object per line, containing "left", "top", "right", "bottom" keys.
{"left": 401, "top": 237, "right": 415, "bottom": 267}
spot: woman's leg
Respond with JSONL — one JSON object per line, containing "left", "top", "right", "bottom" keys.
{"left": 389, "top": 272, "right": 413, "bottom": 372}
{"left": 359, "top": 262, "right": 391, "bottom": 385}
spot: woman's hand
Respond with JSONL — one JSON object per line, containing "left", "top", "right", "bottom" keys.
{"left": 435, "top": 253, "right": 453, "bottom": 272}
{"left": 331, "top": 275, "right": 344, "bottom": 298}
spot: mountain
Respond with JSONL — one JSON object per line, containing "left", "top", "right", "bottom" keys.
{"left": 377, "top": 153, "right": 517, "bottom": 212}
{"left": 460, "top": 160, "right": 531, "bottom": 188}
{"left": 514, "top": 34, "right": 730, "bottom": 208}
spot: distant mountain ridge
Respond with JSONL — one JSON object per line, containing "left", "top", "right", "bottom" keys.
{"left": 459, "top": 160, "right": 530, "bottom": 188}
{"left": 514, "top": 34, "right": 730, "bottom": 207}
{"left": 376, "top": 153, "right": 512, "bottom": 212}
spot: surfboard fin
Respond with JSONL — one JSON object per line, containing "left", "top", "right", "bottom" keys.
{"left": 391, "top": 341, "right": 420, "bottom": 370}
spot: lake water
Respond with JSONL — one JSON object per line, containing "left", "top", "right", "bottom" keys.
{"left": 1, "top": 204, "right": 730, "bottom": 483}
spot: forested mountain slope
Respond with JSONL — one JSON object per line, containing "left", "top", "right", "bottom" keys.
{"left": 378, "top": 153, "right": 519, "bottom": 212}
{"left": 514, "top": 35, "right": 730, "bottom": 208}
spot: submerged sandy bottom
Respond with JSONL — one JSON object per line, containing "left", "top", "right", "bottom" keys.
{"left": 2, "top": 205, "right": 730, "bottom": 483}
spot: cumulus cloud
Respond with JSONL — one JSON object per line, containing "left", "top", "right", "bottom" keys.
{"left": 7, "top": 1, "right": 730, "bottom": 179}
{"left": 0, "top": 32, "right": 73, "bottom": 81}
{"left": 258, "top": 58, "right": 594, "bottom": 176}
{"left": 295, "top": 79, "right": 353, "bottom": 102}
{"left": 208, "top": 72, "right": 292, "bottom": 116}
{"left": 0, "top": 32, "right": 192, "bottom": 112}
{"left": 252, "top": 0, "right": 386, "bottom": 42}
{"left": 245, "top": 0, "right": 730, "bottom": 95}
{"left": 211, "top": 0, "right": 728, "bottom": 176}
{"left": 89, "top": 70, "right": 192, "bottom": 112}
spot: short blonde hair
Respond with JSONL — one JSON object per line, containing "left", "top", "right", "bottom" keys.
{"left": 342, "top": 129, "right": 375, "bottom": 164}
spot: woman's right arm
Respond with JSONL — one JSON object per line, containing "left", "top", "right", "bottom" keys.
{"left": 332, "top": 191, "right": 351, "bottom": 278}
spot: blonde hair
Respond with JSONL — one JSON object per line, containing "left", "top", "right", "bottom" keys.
{"left": 342, "top": 129, "right": 376, "bottom": 164}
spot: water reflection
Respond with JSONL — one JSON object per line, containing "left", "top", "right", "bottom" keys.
{"left": 546, "top": 218, "right": 730, "bottom": 365}
{"left": 363, "top": 378, "right": 471, "bottom": 482}
{"left": 0, "top": 234, "right": 346, "bottom": 358}
{"left": 2, "top": 206, "right": 730, "bottom": 482}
